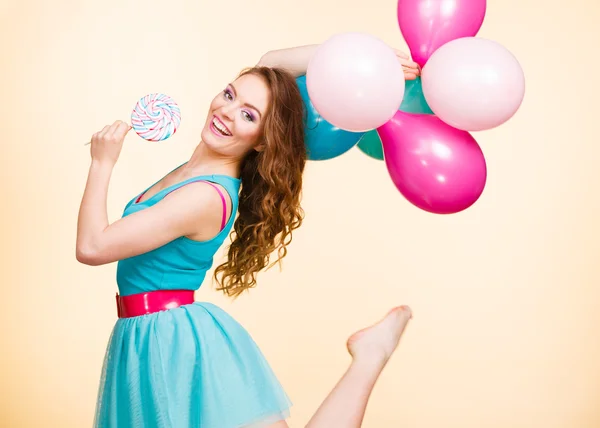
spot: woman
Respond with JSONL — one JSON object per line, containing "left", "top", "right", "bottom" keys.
{"left": 77, "top": 43, "right": 420, "bottom": 427}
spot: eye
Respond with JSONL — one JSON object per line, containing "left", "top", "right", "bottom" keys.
{"left": 242, "top": 110, "right": 255, "bottom": 122}
{"left": 223, "top": 89, "right": 233, "bottom": 101}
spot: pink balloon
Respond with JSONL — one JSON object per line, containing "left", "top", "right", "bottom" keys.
{"left": 378, "top": 111, "right": 487, "bottom": 214}
{"left": 397, "top": 0, "right": 487, "bottom": 68}
{"left": 306, "top": 32, "right": 405, "bottom": 132}
{"left": 421, "top": 37, "right": 525, "bottom": 131}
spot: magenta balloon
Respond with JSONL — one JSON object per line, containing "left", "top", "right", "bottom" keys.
{"left": 378, "top": 111, "right": 487, "bottom": 214}
{"left": 397, "top": 0, "right": 487, "bottom": 68}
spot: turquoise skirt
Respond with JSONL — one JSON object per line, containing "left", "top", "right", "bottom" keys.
{"left": 94, "top": 302, "right": 292, "bottom": 427}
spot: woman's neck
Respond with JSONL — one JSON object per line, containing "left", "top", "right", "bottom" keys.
{"left": 182, "top": 141, "right": 242, "bottom": 178}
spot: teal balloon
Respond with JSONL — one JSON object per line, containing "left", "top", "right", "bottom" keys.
{"left": 356, "top": 132, "right": 384, "bottom": 160}
{"left": 296, "top": 75, "right": 365, "bottom": 161}
{"left": 398, "top": 76, "right": 434, "bottom": 115}
{"left": 357, "top": 77, "right": 433, "bottom": 161}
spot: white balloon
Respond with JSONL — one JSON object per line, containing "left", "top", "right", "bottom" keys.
{"left": 306, "top": 32, "right": 405, "bottom": 132}
{"left": 422, "top": 37, "right": 525, "bottom": 131}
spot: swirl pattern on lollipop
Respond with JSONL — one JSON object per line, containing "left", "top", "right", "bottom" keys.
{"left": 131, "top": 93, "right": 181, "bottom": 141}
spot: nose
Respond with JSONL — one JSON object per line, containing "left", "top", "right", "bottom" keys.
{"left": 219, "top": 102, "right": 237, "bottom": 121}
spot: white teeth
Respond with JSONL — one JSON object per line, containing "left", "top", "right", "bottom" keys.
{"left": 212, "top": 117, "right": 231, "bottom": 136}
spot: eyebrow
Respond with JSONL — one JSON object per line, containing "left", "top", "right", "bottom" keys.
{"left": 228, "top": 83, "right": 263, "bottom": 119}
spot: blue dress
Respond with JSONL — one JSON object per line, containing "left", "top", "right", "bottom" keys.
{"left": 93, "top": 165, "right": 292, "bottom": 427}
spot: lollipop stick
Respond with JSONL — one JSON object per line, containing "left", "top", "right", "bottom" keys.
{"left": 83, "top": 122, "right": 132, "bottom": 145}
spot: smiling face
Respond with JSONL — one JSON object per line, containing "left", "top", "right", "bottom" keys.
{"left": 201, "top": 73, "right": 271, "bottom": 159}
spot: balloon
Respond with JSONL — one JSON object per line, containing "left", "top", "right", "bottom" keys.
{"left": 357, "top": 132, "right": 385, "bottom": 160}
{"left": 357, "top": 77, "right": 433, "bottom": 161}
{"left": 422, "top": 37, "right": 525, "bottom": 131}
{"left": 397, "top": 0, "right": 487, "bottom": 68}
{"left": 296, "top": 75, "right": 365, "bottom": 160}
{"left": 397, "top": 77, "right": 434, "bottom": 116}
{"left": 378, "top": 111, "right": 487, "bottom": 214}
{"left": 306, "top": 32, "right": 405, "bottom": 132}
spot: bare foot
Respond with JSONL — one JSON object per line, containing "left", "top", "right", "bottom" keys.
{"left": 346, "top": 306, "right": 413, "bottom": 366}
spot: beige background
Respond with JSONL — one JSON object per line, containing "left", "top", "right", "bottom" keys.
{"left": 1, "top": 0, "right": 599, "bottom": 426}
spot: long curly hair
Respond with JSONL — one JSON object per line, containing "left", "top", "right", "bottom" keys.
{"left": 213, "top": 66, "right": 307, "bottom": 298}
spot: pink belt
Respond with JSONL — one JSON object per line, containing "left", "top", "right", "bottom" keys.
{"left": 115, "top": 290, "right": 195, "bottom": 318}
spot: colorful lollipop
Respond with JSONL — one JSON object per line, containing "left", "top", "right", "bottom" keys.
{"left": 131, "top": 93, "right": 181, "bottom": 141}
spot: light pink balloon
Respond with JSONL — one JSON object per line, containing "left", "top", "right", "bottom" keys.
{"left": 421, "top": 37, "right": 525, "bottom": 131}
{"left": 306, "top": 32, "right": 405, "bottom": 132}
{"left": 378, "top": 111, "right": 487, "bottom": 214}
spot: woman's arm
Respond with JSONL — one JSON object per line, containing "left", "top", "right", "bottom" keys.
{"left": 76, "top": 160, "right": 114, "bottom": 261}
{"left": 76, "top": 181, "right": 225, "bottom": 266}
{"left": 76, "top": 121, "right": 226, "bottom": 266}
{"left": 257, "top": 44, "right": 319, "bottom": 77}
{"left": 257, "top": 44, "right": 420, "bottom": 80}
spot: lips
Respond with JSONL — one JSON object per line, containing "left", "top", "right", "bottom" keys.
{"left": 211, "top": 115, "right": 232, "bottom": 137}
